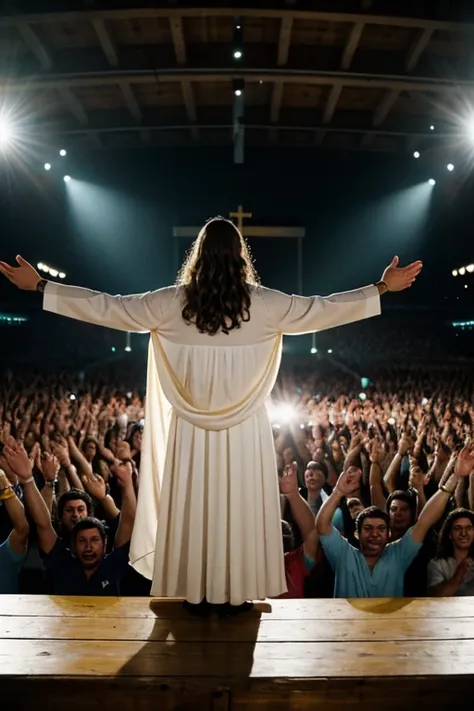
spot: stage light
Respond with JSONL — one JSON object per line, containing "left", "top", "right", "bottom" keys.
{"left": 111, "top": 346, "right": 116, "bottom": 352}
{"left": 388, "top": 417, "right": 396, "bottom": 426}
{"left": 0, "top": 118, "right": 13, "bottom": 148}
{"left": 236, "top": 24, "right": 241, "bottom": 29}
{"left": 447, "top": 163, "right": 454, "bottom": 171}
{"left": 59, "top": 149, "right": 67, "bottom": 156}
{"left": 271, "top": 404, "right": 295, "bottom": 424}
{"left": 467, "top": 265, "right": 474, "bottom": 273}
{"left": 452, "top": 269, "right": 458, "bottom": 276}
{"left": 69, "top": 394, "right": 76, "bottom": 401}
{"left": 125, "top": 345, "right": 132, "bottom": 352}
{"left": 63, "top": 175, "right": 71, "bottom": 182}
{"left": 235, "top": 88, "right": 242, "bottom": 97}
{"left": 465, "top": 284, "right": 469, "bottom": 289}
{"left": 459, "top": 267, "right": 466, "bottom": 275}
{"left": 233, "top": 50, "right": 242, "bottom": 59}
{"left": 428, "top": 178, "right": 436, "bottom": 185}
{"left": 44, "top": 163, "right": 51, "bottom": 171}
{"left": 327, "top": 348, "right": 333, "bottom": 354}
{"left": 49, "top": 269, "right": 58, "bottom": 277}
{"left": 37, "top": 263, "right": 44, "bottom": 270}
{"left": 58, "top": 272, "right": 66, "bottom": 279}
{"left": 359, "top": 393, "right": 367, "bottom": 401}
{"left": 413, "top": 151, "right": 420, "bottom": 158}
{"left": 310, "top": 347, "right": 317, "bottom": 354}
{"left": 422, "top": 397, "right": 429, "bottom": 406}
{"left": 42, "top": 266, "right": 50, "bottom": 273}
{"left": 430, "top": 125, "right": 435, "bottom": 131}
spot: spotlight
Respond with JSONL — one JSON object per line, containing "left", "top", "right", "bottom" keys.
{"left": 271, "top": 404, "right": 295, "bottom": 424}
{"left": 430, "top": 125, "right": 435, "bottom": 131}
{"left": 111, "top": 346, "right": 116, "bottom": 352}
{"left": 37, "top": 263, "right": 44, "bottom": 270}
{"left": 43, "top": 266, "right": 50, "bottom": 273}
{"left": 467, "top": 265, "right": 474, "bottom": 273}
{"left": 236, "top": 24, "right": 241, "bottom": 29}
{"left": 69, "top": 394, "right": 76, "bottom": 401}
{"left": 59, "top": 149, "right": 67, "bottom": 157}
{"left": 459, "top": 267, "right": 466, "bottom": 275}
{"left": 428, "top": 178, "right": 436, "bottom": 186}
{"left": 359, "top": 393, "right": 367, "bottom": 401}
{"left": 465, "top": 284, "right": 469, "bottom": 289}
{"left": 49, "top": 269, "right": 58, "bottom": 277}
{"left": 125, "top": 346, "right": 132, "bottom": 352}
{"left": 63, "top": 175, "right": 71, "bottom": 182}
{"left": 452, "top": 269, "right": 458, "bottom": 276}
{"left": 413, "top": 151, "right": 420, "bottom": 158}
{"left": 235, "top": 89, "right": 242, "bottom": 97}
{"left": 44, "top": 163, "right": 51, "bottom": 171}
{"left": 447, "top": 163, "right": 454, "bottom": 171}
{"left": 388, "top": 417, "right": 396, "bottom": 426}
{"left": 310, "top": 347, "right": 317, "bottom": 354}
{"left": 233, "top": 50, "right": 242, "bottom": 59}
{"left": 327, "top": 349, "right": 333, "bottom": 354}
{"left": 0, "top": 118, "right": 13, "bottom": 147}
{"left": 58, "top": 272, "right": 66, "bottom": 279}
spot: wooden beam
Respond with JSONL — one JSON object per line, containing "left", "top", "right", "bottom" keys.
{"left": 13, "top": 20, "right": 52, "bottom": 71}
{"left": 373, "top": 89, "right": 400, "bottom": 126}
{"left": 181, "top": 80, "right": 198, "bottom": 139}
{"left": 2, "top": 8, "right": 474, "bottom": 34}
{"left": 58, "top": 87, "right": 88, "bottom": 125}
{"left": 341, "top": 22, "right": 365, "bottom": 70}
{"left": 169, "top": 17, "right": 186, "bottom": 65}
{"left": 406, "top": 28, "right": 434, "bottom": 72}
{"left": 91, "top": 18, "right": 119, "bottom": 67}
{"left": 322, "top": 84, "right": 342, "bottom": 124}
{"left": 2, "top": 69, "right": 471, "bottom": 95}
{"left": 270, "top": 82, "right": 284, "bottom": 123}
{"left": 277, "top": 16, "right": 293, "bottom": 66}
{"left": 119, "top": 81, "right": 142, "bottom": 123}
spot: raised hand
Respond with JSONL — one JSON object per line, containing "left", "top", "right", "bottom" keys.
{"left": 455, "top": 443, "right": 474, "bottom": 478}
{"left": 39, "top": 452, "right": 60, "bottom": 482}
{"left": 335, "top": 465, "right": 362, "bottom": 496}
{"left": 2, "top": 437, "right": 33, "bottom": 481}
{"left": 279, "top": 462, "right": 298, "bottom": 496}
{"left": 81, "top": 472, "right": 107, "bottom": 502}
{"left": 381, "top": 256, "right": 422, "bottom": 292}
{"left": 111, "top": 459, "right": 133, "bottom": 487}
{"left": 0, "top": 256, "right": 41, "bottom": 291}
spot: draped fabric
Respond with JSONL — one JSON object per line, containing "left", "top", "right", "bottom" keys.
{"left": 43, "top": 280, "right": 380, "bottom": 603}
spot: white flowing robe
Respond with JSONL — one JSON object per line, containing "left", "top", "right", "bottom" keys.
{"left": 43, "top": 281, "right": 380, "bottom": 604}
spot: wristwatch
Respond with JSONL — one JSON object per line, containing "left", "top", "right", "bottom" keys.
{"left": 375, "top": 280, "right": 388, "bottom": 295}
{"left": 36, "top": 279, "right": 48, "bottom": 293}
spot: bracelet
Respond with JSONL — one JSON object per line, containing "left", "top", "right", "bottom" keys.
{"left": 22, "top": 476, "right": 35, "bottom": 485}
{"left": 375, "top": 280, "right": 389, "bottom": 295}
{"left": 44, "top": 480, "right": 57, "bottom": 488}
{"left": 36, "top": 278, "right": 48, "bottom": 293}
{"left": 440, "top": 484, "right": 455, "bottom": 495}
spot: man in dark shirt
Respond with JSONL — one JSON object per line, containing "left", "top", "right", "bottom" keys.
{"left": 3, "top": 437, "right": 136, "bottom": 596}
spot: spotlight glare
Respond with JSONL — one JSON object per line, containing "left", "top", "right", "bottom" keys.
{"left": 59, "top": 149, "right": 67, "bottom": 156}
{"left": 63, "top": 175, "right": 71, "bottom": 182}
{"left": 125, "top": 346, "right": 132, "bottom": 352}
{"left": 359, "top": 392, "right": 367, "bottom": 401}
{"left": 467, "top": 265, "right": 474, "bottom": 273}
{"left": 413, "top": 151, "right": 420, "bottom": 158}
{"left": 452, "top": 269, "right": 458, "bottom": 276}
{"left": 428, "top": 178, "right": 436, "bottom": 186}
{"left": 44, "top": 163, "right": 51, "bottom": 171}
{"left": 310, "top": 347, "right": 317, "bottom": 354}
{"left": 447, "top": 163, "right": 454, "bottom": 171}
{"left": 465, "top": 284, "right": 468, "bottom": 289}
{"left": 0, "top": 118, "right": 14, "bottom": 147}
{"left": 43, "top": 266, "right": 50, "bottom": 273}
{"left": 37, "top": 263, "right": 44, "bottom": 270}
{"left": 58, "top": 272, "right": 66, "bottom": 279}
{"left": 49, "top": 269, "right": 58, "bottom": 278}
{"left": 234, "top": 89, "right": 242, "bottom": 97}
{"left": 430, "top": 125, "right": 435, "bottom": 131}
{"left": 111, "top": 346, "right": 116, "bottom": 352}
{"left": 459, "top": 267, "right": 466, "bottom": 275}
{"left": 327, "top": 348, "right": 333, "bottom": 354}
{"left": 233, "top": 50, "right": 242, "bottom": 59}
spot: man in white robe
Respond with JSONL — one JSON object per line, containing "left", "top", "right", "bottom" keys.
{"left": 0, "top": 227, "right": 422, "bottom": 608}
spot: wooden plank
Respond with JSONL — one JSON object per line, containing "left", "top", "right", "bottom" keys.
{"left": 2, "top": 638, "right": 474, "bottom": 678}
{"left": 174, "top": 226, "right": 305, "bottom": 238}
{"left": 341, "top": 22, "right": 365, "bottom": 70}
{"left": 373, "top": 88, "right": 400, "bottom": 126}
{"left": 1, "top": 9, "right": 474, "bottom": 34}
{"left": 91, "top": 18, "right": 119, "bottom": 67}
{"left": 1, "top": 70, "right": 472, "bottom": 95}
{"left": 170, "top": 17, "right": 186, "bottom": 65}
{"left": 406, "top": 28, "right": 434, "bottom": 72}
{"left": 119, "top": 81, "right": 143, "bottom": 123}
{"left": 270, "top": 82, "right": 284, "bottom": 123}
{"left": 3, "top": 595, "right": 474, "bottom": 620}
{"left": 277, "top": 16, "right": 293, "bottom": 67}
{"left": 322, "top": 85, "right": 342, "bottom": 124}
{"left": 58, "top": 87, "right": 88, "bottom": 125}
{"left": 3, "top": 615, "right": 474, "bottom": 643}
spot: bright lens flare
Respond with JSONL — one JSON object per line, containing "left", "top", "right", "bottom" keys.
{"left": 0, "top": 118, "right": 14, "bottom": 148}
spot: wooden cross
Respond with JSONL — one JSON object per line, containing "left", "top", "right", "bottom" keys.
{"left": 229, "top": 204, "right": 252, "bottom": 232}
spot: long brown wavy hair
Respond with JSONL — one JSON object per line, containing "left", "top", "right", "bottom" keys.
{"left": 177, "top": 216, "right": 259, "bottom": 335}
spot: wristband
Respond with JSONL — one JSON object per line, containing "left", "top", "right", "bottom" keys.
{"left": 44, "top": 480, "right": 57, "bottom": 488}
{"left": 440, "top": 484, "right": 455, "bottom": 495}
{"left": 22, "top": 476, "right": 35, "bottom": 485}
{"left": 36, "top": 278, "right": 48, "bottom": 293}
{"left": 375, "top": 280, "right": 388, "bottom": 295}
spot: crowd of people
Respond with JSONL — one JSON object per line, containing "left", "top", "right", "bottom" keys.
{"left": 1, "top": 365, "right": 474, "bottom": 601}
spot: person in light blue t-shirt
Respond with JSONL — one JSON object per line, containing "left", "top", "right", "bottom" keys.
{"left": 0, "top": 469, "right": 29, "bottom": 593}
{"left": 316, "top": 444, "right": 474, "bottom": 598}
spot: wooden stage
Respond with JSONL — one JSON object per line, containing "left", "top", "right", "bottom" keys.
{"left": 2, "top": 595, "right": 474, "bottom": 711}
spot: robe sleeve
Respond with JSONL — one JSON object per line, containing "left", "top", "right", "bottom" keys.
{"left": 43, "top": 281, "right": 176, "bottom": 333}
{"left": 258, "top": 284, "right": 381, "bottom": 336}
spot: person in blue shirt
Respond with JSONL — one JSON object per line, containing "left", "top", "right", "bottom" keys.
{"left": 0, "top": 469, "right": 29, "bottom": 593}
{"left": 316, "top": 443, "right": 474, "bottom": 598}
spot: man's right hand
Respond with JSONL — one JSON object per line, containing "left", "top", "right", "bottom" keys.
{"left": 0, "top": 256, "right": 42, "bottom": 291}
{"left": 335, "top": 466, "right": 362, "bottom": 496}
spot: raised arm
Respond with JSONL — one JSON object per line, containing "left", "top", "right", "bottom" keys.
{"left": 368, "top": 439, "right": 387, "bottom": 510}
{"left": 279, "top": 464, "right": 318, "bottom": 560}
{"left": 412, "top": 445, "right": 474, "bottom": 544}
{"left": 259, "top": 257, "right": 422, "bottom": 336}
{"left": 0, "top": 255, "right": 175, "bottom": 333}
{"left": 316, "top": 466, "right": 361, "bottom": 536}
{"left": 0, "top": 470, "right": 29, "bottom": 556}
{"left": 3, "top": 438, "right": 57, "bottom": 554}
{"left": 112, "top": 460, "right": 137, "bottom": 548}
